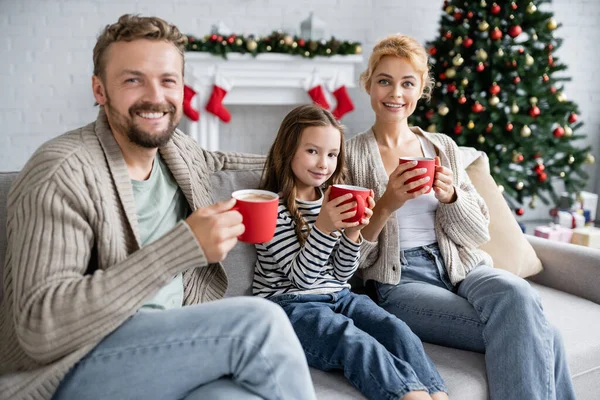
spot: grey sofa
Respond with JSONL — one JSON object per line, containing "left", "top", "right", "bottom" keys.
{"left": 2, "top": 168, "right": 600, "bottom": 399}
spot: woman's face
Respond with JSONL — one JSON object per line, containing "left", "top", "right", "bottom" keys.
{"left": 367, "top": 56, "right": 423, "bottom": 124}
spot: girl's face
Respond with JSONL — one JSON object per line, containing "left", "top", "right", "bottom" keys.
{"left": 291, "top": 125, "right": 341, "bottom": 199}
{"left": 367, "top": 55, "right": 423, "bottom": 124}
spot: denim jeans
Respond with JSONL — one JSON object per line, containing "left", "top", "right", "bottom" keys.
{"left": 374, "top": 243, "right": 576, "bottom": 400}
{"left": 270, "top": 288, "right": 447, "bottom": 400}
{"left": 52, "top": 297, "right": 316, "bottom": 400}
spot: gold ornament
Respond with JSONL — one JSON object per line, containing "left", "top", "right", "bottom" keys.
{"left": 355, "top": 45, "right": 362, "bottom": 54}
{"left": 526, "top": 2, "right": 537, "bottom": 13}
{"left": 521, "top": 125, "right": 532, "bottom": 137}
{"left": 246, "top": 40, "right": 258, "bottom": 51}
{"left": 427, "top": 124, "right": 437, "bottom": 133}
{"left": 489, "top": 96, "right": 500, "bottom": 106}
{"left": 557, "top": 92, "right": 567, "bottom": 102}
{"left": 516, "top": 181, "right": 524, "bottom": 190}
{"left": 529, "top": 196, "right": 537, "bottom": 209}
{"left": 481, "top": 0, "right": 487, "bottom": 6}
{"left": 498, "top": 48, "right": 504, "bottom": 56}
{"left": 438, "top": 105, "right": 450, "bottom": 116}
{"left": 445, "top": 5, "right": 454, "bottom": 14}
{"left": 284, "top": 35, "right": 293, "bottom": 45}
{"left": 498, "top": 184, "right": 505, "bottom": 193}
{"left": 326, "top": 48, "right": 331, "bottom": 54}
{"left": 478, "top": 135, "right": 485, "bottom": 143}
{"left": 446, "top": 68, "right": 457, "bottom": 79}
{"left": 564, "top": 126, "right": 573, "bottom": 136}
{"left": 436, "top": 82, "right": 442, "bottom": 88}
{"left": 292, "top": 42, "right": 298, "bottom": 48}
{"left": 568, "top": 155, "right": 575, "bottom": 164}
{"left": 560, "top": 171, "right": 566, "bottom": 178}
{"left": 479, "top": 21, "right": 490, "bottom": 31}
{"left": 304, "top": 51, "right": 310, "bottom": 57}
{"left": 467, "top": 120, "right": 475, "bottom": 129}
{"left": 235, "top": 38, "right": 243, "bottom": 46}
{"left": 449, "top": 50, "right": 456, "bottom": 57}
{"left": 461, "top": 78, "right": 469, "bottom": 86}
{"left": 547, "top": 18, "right": 558, "bottom": 30}
{"left": 532, "top": 33, "right": 538, "bottom": 40}
{"left": 266, "top": 45, "right": 272, "bottom": 51}
{"left": 455, "top": 37, "right": 463, "bottom": 46}
{"left": 585, "top": 153, "right": 596, "bottom": 164}
{"left": 525, "top": 54, "right": 534, "bottom": 66}
{"left": 530, "top": 97, "right": 538, "bottom": 105}
{"left": 476, "top": 49, "right": 488, "bottom": 61}
{"left": 453, "top": 54, "right": 464, "bottom": 66}
{"left": 221, "top": 40, "right": 227, "bottom": 45}
{"left": 502, "top": 146, "right": 508, "bottom": 153}
{"left": 511, "top": 102, "right": 519, "bottom": 114}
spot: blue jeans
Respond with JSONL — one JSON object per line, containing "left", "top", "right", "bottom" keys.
{"left": 374, "top": 243, "right": 576, "bottom": 400}
{"left": 53, "top": 297, "right": 316, "bottom": 400}
{"left": 270, "top": 288, "right": 447, "bottom": 400}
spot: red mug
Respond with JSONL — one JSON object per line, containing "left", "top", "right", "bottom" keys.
{"left": 329, "top": 184, "right": 371, "bottom": 223}
{"left": 232, "top": 189, "right": 279, "bottom": 244}
{"left": 399, "top": 157, "right": 436, "bottom": 193}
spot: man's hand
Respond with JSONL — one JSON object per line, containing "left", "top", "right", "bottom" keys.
{"left": 185, "top": 198, "right": 245, "bottom": 263}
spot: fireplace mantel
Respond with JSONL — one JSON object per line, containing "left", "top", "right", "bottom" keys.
{"left": 183, "top": 52, "right": 363, "bottom": 150}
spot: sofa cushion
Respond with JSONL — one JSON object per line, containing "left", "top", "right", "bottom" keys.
{"left": 0, "top": 172, "right": 18, "bottom": 303}
{"left": 461, "top": 149, "right": 543, "bottom": 278}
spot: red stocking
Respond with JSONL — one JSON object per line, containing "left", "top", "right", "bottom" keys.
{"left": 331, "top": 85, "right": 354, "bottom": 120}
{"left": 305, "top": 75, "right": 330, "bottom": 110}
{"left": 205, "top": 74, "right": 232, "bottom": 123}
{"left": 183, "top": 85, "right": 199, "bottom": 121}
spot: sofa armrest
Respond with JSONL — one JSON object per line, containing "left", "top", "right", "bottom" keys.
{"left": 526, "top": 234, "right": 600, "bottom": 305}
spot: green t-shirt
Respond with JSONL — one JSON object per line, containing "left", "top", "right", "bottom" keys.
{"left": 131, "top": 154, "right": 191, "bottom": 311}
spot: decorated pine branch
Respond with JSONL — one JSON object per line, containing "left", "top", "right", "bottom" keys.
{"left": 410, "top": 0, "right": 595, "bottom": 215}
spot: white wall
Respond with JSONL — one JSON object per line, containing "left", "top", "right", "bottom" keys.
{"left": 1, "top": 0, "right": 598, "bottom": 218}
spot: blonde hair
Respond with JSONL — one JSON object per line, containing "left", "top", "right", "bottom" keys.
{"left": 359, "top": 34, "right": 435, "bottom": 101}
{"left": 260, "top": 104, "right": 346, "bottom": 245}
{"left": 93, "top": 14, "right": 188, "bottom": 80}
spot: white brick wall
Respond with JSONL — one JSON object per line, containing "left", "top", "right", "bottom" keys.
{"left": 1, "top": 0, "right": 599, "bottom": 219}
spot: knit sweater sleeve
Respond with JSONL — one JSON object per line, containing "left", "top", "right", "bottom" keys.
{"left": 436, "top": 136, "right": 491, "bottom": 248}
{"left": 203, "top": 150, "right": 265, "bottom": 172}
{"left": 8, "top": 172, "right": 207, "bottom": 364}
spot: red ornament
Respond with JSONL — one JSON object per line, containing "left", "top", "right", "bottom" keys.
{"left": 489, "top": 83, "right": 501, "bottom": 95}
{"left": 210, "top": 34, "right": 218, "bottom": 41}
{"left": 472, "top": 102, "right": 484, "bottom": 113}
{"left": 445, "top": 31, "right": 453, "bottom": 39}
{"left": 568, "top": 113, "right": 578, "bottom": 123}
{"left": 217, "top": 35, "right": 223, "bottom": 42}
{"left": 429, "top": 46, "right": 437, "bottom": 56}
{"left": 518, "top": 48, "right": 525, "bottom": 54}
{"left": 458, "top": 96, "right": 467, "bottom": 105}
{"left": 491, "top": 3, "right": 501, "bottom": 14}
{"left": 549, "top": 86, "right": 557, "bottom": 93}
{"left": 508, "top": 25, "right": 522, "bottom": 38}
{"left": 516, "top": 208, "right": 525, "bottom": 216}
{"left": 227, "top": 36, "right": 235, "bottom": 44}
{"left": 547, "top": 44, "right": 554, "bottom": 51}
{"left": 467, "top": 11, "right": 474, "bottom": 19}
{"left": 490, "top": 27, "right": 503, "bottom": 40}
{"left": 463, "top": 37, "right": 474, "bottom": 48}
{"left": 548, "top": 55, "right": 554, "bottom": 65}
{"left": 513, "top": 76, "right": 521, "bottom": 84}
{"left": 515, "top": 154, "right": 524, "bottom": 163}
{"left": 529, "top": 105, "right": 541, "bottom": 118}
{"left": 534, "top": 163, "right": 545, "bottom": 173}
{"left": 506, "top": 123, "right": 514, "bottom": 131}
{"left": 553, "top": 126, "right": 565, "bottom": 138}
{"left": 454, "top": 124, "right": 463, "bottom": 135}
{"left": 454, "top": 11, "right": 463, "bottom": 21}
{"left": 425, "top": 109, "right": 435, "bottom": 119}
{"left": 538, "top": 172, "right": 548, "bottom": 182}
{"left": 485, "top": 123, "right": 494, "bottom": 133}
{"left": 542, "top": 74, "right": 550, "bottom": 82}
{"left": 439, "top": 72, "right": 447, "bottom": 80}
{"left": 476, "top": 63, "right": 485, "bottom": 72}
{"left": 511, "top": 2, "right": 518, "bottom": 10}
{"left": 298, "top": 39, "right": 306, "bottom": 47}
{"left": 447, "top": 83, "right": 457, "bottom": 93}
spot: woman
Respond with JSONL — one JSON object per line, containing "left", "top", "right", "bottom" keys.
{"left": 346, "top": 34, "right": 575, "bottom": 400}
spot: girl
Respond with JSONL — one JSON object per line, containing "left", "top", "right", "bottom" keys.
{"left": 345, "top": 34, "right": 576, "bottom": 399}
{"left": 253, "top": 104, "right": 448, "bottom": 400}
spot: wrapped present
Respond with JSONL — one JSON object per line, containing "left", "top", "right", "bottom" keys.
{"left": 577, "top": 191, "right": 597, "bottom": 222}
{"left": 555, "top": 210, "right": 585, "bottom": 229}
{"left": 571, "top": 226, "right": 600, "bottom": 249}
{"left": 534, "top": 224, "right": 573, "bottom": 243}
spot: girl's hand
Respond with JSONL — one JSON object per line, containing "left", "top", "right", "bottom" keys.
{"left": 314, "top": 187, "right": 360, "bottom": 235}
{"left": 345, "top": 191, "right": 375, "bottom": 242}
{"left": 380, "top": 161, "right": 432, "bottom": 212}
{"left": 433, "top": 156, "right": 457, "bottom": 204}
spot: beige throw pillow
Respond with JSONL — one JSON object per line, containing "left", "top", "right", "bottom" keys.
{"left": 462, "top": 149, "right": 543, "bottom": 278}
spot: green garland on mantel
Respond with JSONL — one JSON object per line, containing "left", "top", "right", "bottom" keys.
{"left": 185, "top": 30, "right": 362, "bottom": 59}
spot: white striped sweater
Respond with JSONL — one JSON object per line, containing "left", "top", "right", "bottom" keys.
{"left": 253, "top": 195, "right": 361, "bottom": 298}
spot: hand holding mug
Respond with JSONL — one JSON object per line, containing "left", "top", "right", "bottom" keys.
{"left": 381, "top": 161, "right": 432, "bottom": 211}
{"left": 432, "top": 156, "right": 457, "bottom": 204}
{"left": 344, "top": 191, "right": 375, "bottom": 242}
{"left": 315, "top": 187, "right": 362, "bottom": 235}
{"left": 185, "top": 198, "right": 244, "bottom": 263}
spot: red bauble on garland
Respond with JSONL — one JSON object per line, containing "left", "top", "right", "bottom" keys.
{"left": 508, "top": 25, "right": 522, "bottom": 38}
{"left": 476, "top": 62, "right": 485, "bottom": 72}
{"left": 553, "top": 126, "right": 565, "bottom": 138}
{"left": 454, "top": 124, "right": 463, "bottom": 134}
{"left": 463, "top": 37, "right": 474, "bottom": 48}
{"left": 458, "top": 96, "right": 467, "bottom": 104}
{"left": 490, "top": 27, "right": 503, "bottom": 40}
{"left": 516, "top": 208, "right": 525, "bottom": 216}
{"left": 568, "top": 113, "right": 578, "bottom": 123}
{"left": 506, "top": 123, "right": 514, "bottom": 131}
{"left": 447, "top": 83, "right": 457, "bottom": 93}
{"left": 529, "top": 105, "right": 541, "bottom": 118}
{"left": 491, "top": 3, "right": 501, "bottom": 14}
{"left": 538, "top": 172, "right": 548, "bottom": 182}
{"left": 429, "top": 46, "right": 437, "bottom": 56}
{"left": 489, "top": 83, "right": 501, "bottom": 95}
{"left": 425, "top": 109, "right": 435, "bottom": 119}
{"left": 513, "top": 76, "right": 521, "bottom": 84}
{"left": 472, "top": 102, "right": 484, "bottom": 113}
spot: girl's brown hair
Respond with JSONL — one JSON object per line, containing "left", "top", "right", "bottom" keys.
{"left": 260, "top": 104, "right": 346, "bottom": 245}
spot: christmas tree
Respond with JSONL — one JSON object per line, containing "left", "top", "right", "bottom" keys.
{"left": 411, "top": 0, "right": 595, "bottom": 215}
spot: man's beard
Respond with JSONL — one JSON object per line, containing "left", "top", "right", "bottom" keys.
{"left": 106, "top": 95, "right": 180, "bottom": 148}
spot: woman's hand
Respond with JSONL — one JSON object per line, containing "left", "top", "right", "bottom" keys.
{"left": 379, "top": 161, "right": 432, "bottom": 213}
{"left": 314, "top": 187, "right": 360, "bottom": 235}
{"left": 433, "top": 156, "right": 457, "bottom": 204}
{"left": 345, "top": 191, "right": 376, "bottom": 242}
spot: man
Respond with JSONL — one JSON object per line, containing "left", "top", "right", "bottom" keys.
{"left": 0, "top": 14, "right": 316, "bottom": 400}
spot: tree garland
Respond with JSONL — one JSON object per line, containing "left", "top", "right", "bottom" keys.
{"left": 185, "top": 30, "right": 362, "bottom": 59}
